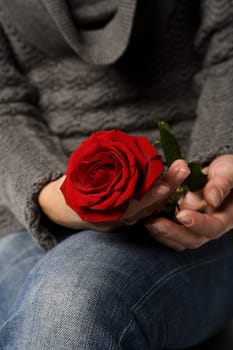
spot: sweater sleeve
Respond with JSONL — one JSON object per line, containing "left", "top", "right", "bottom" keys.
{"left": 188, "top": 0, "right": 233, "bottom": 164}
{"left": 0, "top": 25, "right": 68, "bottom": 250}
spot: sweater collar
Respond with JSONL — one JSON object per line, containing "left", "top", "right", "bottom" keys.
{"left": 41, "top": 0, "right": 137, "bottom": 64}
{"left": 2, "top": 0, "right": 175, "bottom": 65}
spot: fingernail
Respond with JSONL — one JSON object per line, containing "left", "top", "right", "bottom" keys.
{"left": 152, "top": 184, "right": 170, "bottom": 198}
{"left": 209, "top": 188, "right": 222, "bottom": 207}
{"left": 176, "top": 167, "right": 191, "bottom": 182}
{"left": 176, "top": 212, "right": 192, "bottom": 226}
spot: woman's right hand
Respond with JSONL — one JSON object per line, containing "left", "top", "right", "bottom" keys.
{"left": 121, "top": 159, "right": 190, "bottom": 225}
{"left": 38, "top": 159, "right": 190, "bottom": 233}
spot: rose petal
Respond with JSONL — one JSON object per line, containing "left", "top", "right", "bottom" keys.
{"left": 76, "top": 202, "right": 129, "bottom": 223}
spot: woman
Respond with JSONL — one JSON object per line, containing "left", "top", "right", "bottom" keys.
{"left": 0, "top": 0, "right": 232, "bottom": 348}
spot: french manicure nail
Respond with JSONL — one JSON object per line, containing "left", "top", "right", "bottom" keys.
{"left": 176, "top": 212, "right": 192, "bottom": 226}
{"left": 209, "top": 188, "right": 222, "bottom": 207}
{"left": 176, "top": 167, "right": 190, "bottom": 182}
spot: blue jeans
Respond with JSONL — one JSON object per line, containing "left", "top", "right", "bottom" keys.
{"left": 1, "top": 230, "right": 233, "bottom": 349}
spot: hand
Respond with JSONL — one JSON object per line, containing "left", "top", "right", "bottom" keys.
{"left": 38, "top": 175, "right": 86, "bottom": 230}
{"left": 39, "top": 176, "right": 120, "bottom": 232}
{"left": 121, "top": 159, "right": 190, "bottom": 223}
{"left": 145, "top": 154, "right": 233, "bottom": 251}
{"left": 38, "top": 159, "right": 191, "bottom": 233}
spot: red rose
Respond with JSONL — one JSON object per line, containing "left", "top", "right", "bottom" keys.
{"left": 60, "top": 130, "right": 163, "bottom": 223}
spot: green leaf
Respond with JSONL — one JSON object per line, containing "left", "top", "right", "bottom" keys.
{"left": 158, "top": 121, "right": 207, "bottom": 193}
{"left": 158, "top": 121, "right": 182, "bottom": 167}
{"left": 183, "top": 162, "right": 208, "bottom": 192}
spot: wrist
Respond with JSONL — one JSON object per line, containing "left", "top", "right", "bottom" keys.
{"left": 38, "top": 176, "right": 86, "bottom": 230}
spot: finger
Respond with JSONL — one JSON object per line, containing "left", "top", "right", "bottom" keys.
{"left": 145, "top": 217, "right": 209, "bottom": 250}
{"left": 138, "top": 159, "right": 191, "bottom": 208}
{"left": 204, "top": 175, "right": 233, "bottom": 208}
{"left": 178, "top": 190, "right": 207, "bottom": 212}
{"left": 151, "top": 234, "right": 186, "bottom": 251}
{"left": 162, "top": 158, "right": 191, "bottom": 191}
{"left": 124, "top": 159, "right": 190, "bottom": 220}
{"left": 204, "top": 155, "right": 233, "bottom": 208}
{"left": 208, "top": 155, "right": 233, "bottom": 180}
{"left": 176, "top": 201, "right": 233, "bottom": 240}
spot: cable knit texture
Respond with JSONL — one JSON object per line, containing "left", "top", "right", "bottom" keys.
{"left": 0, "top": 0, "right": 232, "bottom": 249}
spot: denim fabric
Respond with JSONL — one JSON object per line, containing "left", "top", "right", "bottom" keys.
{"left": 0, "top": 230, "right": 233, "bottom": 349}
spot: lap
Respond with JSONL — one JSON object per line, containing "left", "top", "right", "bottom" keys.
{"left": 1, "top": 228, "right": 233, "bottom": 349}
{"left": 50, "top": 229, "right": 233, "bottom": 348}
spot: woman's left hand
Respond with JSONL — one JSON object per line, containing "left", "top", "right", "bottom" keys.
{"left": 145, "top": 154, "right": 233, "bottom": 251}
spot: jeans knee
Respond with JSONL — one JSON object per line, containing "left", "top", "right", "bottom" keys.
{"left": 17, "top": 233, "right": 134, "bottom": 325}
{"left": 0, "top": 232, "right": 142, "bottom": 349}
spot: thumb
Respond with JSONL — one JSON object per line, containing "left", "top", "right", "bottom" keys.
{"left": 204, "top": 155, "right": 233, "bottom": 208}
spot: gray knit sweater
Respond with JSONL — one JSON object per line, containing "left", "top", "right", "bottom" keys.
{"left": 0, "top": 0, "right": 232, "bottom": 250}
